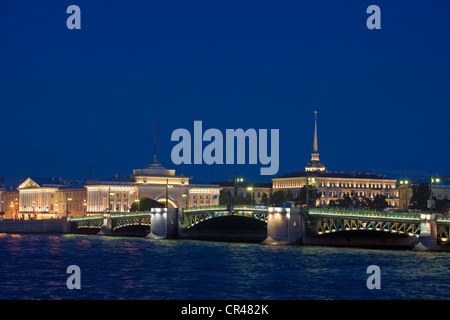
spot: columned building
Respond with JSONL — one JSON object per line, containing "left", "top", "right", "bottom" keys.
{"left": 2, "top": 154, "right": 221, "bottom": 219}
{"left": 272, "top": 111, "right": 399, "bottom": 208}
{"left": 17, "top": 177, "right": 64, "bottom": 219}
{"left": 15, "top": 177, "right": 87, "bottom": 219}
{"left": 85, "top": 155, "right": 221, "bottom": 214}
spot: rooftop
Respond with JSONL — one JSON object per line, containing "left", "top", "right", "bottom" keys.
{"left": 277, "top": 171, "right": 392, "bottom": 180}
{"left": 210, "top": 181, "right": 273, "bottom": 188}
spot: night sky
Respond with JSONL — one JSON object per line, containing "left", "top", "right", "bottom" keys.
{"left": 1, "top": 0, "right": 449, "bottom": 187}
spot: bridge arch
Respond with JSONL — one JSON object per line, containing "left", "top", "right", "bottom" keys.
{"left": 156, "top": 198, "right": 178, "bottom": 208}
{"left": 180, "top": 207, "right": 268, "bottom": 230}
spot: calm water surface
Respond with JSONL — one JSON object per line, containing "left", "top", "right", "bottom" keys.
{"left": 0, "top": 233, "right": 449, "bottom": 300}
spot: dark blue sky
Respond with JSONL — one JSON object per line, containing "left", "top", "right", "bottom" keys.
{"left": 1, "top": 0, "right": 449, "bottom": 186}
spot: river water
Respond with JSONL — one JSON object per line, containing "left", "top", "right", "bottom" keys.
{"left": 0, "top": 233, "right": 449, "bottom": 300}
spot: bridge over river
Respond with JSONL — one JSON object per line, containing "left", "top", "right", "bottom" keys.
{"left": 66, "top": 205, "right": 450, "bottom": 251}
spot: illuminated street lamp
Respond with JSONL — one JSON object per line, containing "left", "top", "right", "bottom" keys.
{"left": 234, "top": 172, "right": 244, "bottom": 205}
{"left": 247, "top": 186, "right": 254, "bottom": 205}
{"left": 182, "top": 188, "right": 189, "bottom": 208}
{"left": 134, "top": 199, "right": 140, "bottom": 212}
{"left": 306, "top": 176, "right": 316, "bottom": 213}
{"left": 429, "top": 169, "right": 441, "bottom": 214}
{"left": 399, "top": 177, "right": 409, "bottom": 211}
{"left": 66, "top": 195, "right": 72, "bottom": 217}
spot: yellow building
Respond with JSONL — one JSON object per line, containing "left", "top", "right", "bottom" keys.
{"left": 85, "top": 155, "right": 221, "bottom": 214}
{"left": 273, "top": 171, "right": 398, "bottom": 207}
{"left": 57, "top": 185, "right": 87, "bottom": 218}
{"left": 1, "top": 189, "right": 20, "bottom": 220}
{"left": 16, "top": 177, "right": 87, "bottom": 219}
{"left": 4, "top": 153, "right": 221, "bottom": 219}
{"left": 272, "top": 111, "right": 399, "bottom": 208}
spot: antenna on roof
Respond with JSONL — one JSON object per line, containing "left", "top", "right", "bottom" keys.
{"left": 153, "top": 120, "right": 157, "bottom": 163}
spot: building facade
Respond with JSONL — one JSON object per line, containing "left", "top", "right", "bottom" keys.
{"left": 211, "top": 181, "right": 272, "bottom": 205}
{"left": 14, "top": 177, "right": 87, "bottom": 219}
{"left": 85, "top": 155, "right": 221, "bottom": 214}
{"left": 272, "top": 111, "right": 399, "bottom": 208}
{"left": 398, "top": 176, "right": 450, "bottom": 212}
{"left": 1, "top": 189, "right": 20, "bottom": 220}
{"left": 1, "top": 154, "right": 221, "bottom": 219}
{"left": 273, "top": 171, "right": 398, "bottom": 207}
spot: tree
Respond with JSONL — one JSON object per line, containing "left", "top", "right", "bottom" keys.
{"left": 435, "top": 199, "right": 450, "bottom": 214}
{"left": 370, "top": 194, "right": 388, "bottom": 211}
{"left": 260, "top": 193, "right": 269, "bottom": 206}
{"left": 328, "top": 199, "right": 337, "bottom": 208}
{"left": 237, "top": 192, "right": 252, "bottom": 205}
{"left": 285, "top": 190, "right": 295, "bottom": 202}
{"left": 294, "top": 186, "right": 320, "bottom": 207}
{"left": 410, "top": 183, "right": 430, "bottom": 211}
{"left": 269, "top": 190, "right": 286, "bottom": 206}
{"left": 337, "top": 194, "right": 353, "bottom": 209}
{"left": 129, "top": 197, "right": 165, "bottom": 212}
{"left": 219, "top": 190, "right": 234, "bottom": 205}
{"left": 360, "top": 197, "right": 372, "bottom": 210}
{"left": 351, "top": 194, "right": 362, "bottom": 209}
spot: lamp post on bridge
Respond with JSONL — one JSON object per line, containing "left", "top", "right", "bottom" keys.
{"left": 182, "top": 188, "right": 189, "bottom": 208}
{"left": 233, "top": 172, "right": 244, "bottom": 205}
{"left": 306, "top": 176, "right": 316, "bottom": 214}
{"left": 429, "top": 169, "right": 441, "bottom": 214}
{"left": 399, "top": 176, "right": 409, "bottom": 212}
{"left": 66, "top": 194, "right": 72, "bottom": 218}
{"left": 134, "top": 199, "right": 140, "bottom": 212}
{"left": 247, "top": 186, "right": 254, "bottom": 205}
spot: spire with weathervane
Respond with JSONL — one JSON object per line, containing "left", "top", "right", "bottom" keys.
{"left": 132, "top": 120, "right": 178, "bottom": 178}
{"left": 305, "top": 111, "right": 326, "bottom": 172}
{"left": 152, "top": 121, "right": 160, "bottom": 165}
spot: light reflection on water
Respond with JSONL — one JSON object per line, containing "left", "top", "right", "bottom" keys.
{"left": 0, "top": 233, "right": 449, "bottom": 300}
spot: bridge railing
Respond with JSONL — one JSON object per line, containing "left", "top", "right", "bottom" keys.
{"left": 110, "top": 212, "right": 152, "bottom": 218}
{"left": 69, "top": 215, "right": 103, "bottom": 221}
{"left": 69, "top": 211, "right": 152, "bottom": 221}
{"left": 234, "top": 205, "right": 268, "bottom": 211}
{"left": 183, "top": 205, "right": 228, "bottom": 212}
{"left": 308, "top": 208, "right": 421, "bottom": 220}
{"left": 436, "top": 215, "right": 450, "bottom": 223}
{"left": 183, "top": 205, "right": 268, "bottom": 212}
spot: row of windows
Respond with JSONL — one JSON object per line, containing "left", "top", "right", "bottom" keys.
{"left": 192, "top": 194, "right": 218, "bottom": 200}
{"left": 276, "top": 181, "right": 396, "bottom": 189}
{"left": 286, "top": 190, "right": 398, "bottom": 199}
{"left": 436, "top": 193, "right": 450, "bottom": 200}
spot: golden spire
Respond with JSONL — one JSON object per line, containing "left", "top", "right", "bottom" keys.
{"left": 313, "top": 111, "right": 318, "bottom": 153}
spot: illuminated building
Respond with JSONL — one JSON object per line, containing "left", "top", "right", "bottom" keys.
{"left": 1, "top": 189, "right": 20, "bottom": 220}
{"left": 272, "top": 111, "right": 399, "bottom": 208}
{"left": 15, "top": 177, "right": 87, "bottom": 219}
{"left": 398, "top": 176, "right": 450, "bottom": 212}
{"left": 85, "top": 154, "right": 221, "bottom": 214}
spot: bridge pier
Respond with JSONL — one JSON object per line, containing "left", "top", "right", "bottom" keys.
{"left": 263, "top": 207, "right": 427, "bottom": 249}
{"left": 262, "top": 207, "right": 303, "bottom": 245}
{"left": 97, "top": 214, "right": 113, "bottom": 236}
{"left": 415, "top": 214, "right": 439, "bottom": 251}
{"left": 146, "top": 208, "right": 178, "bottom": 240}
